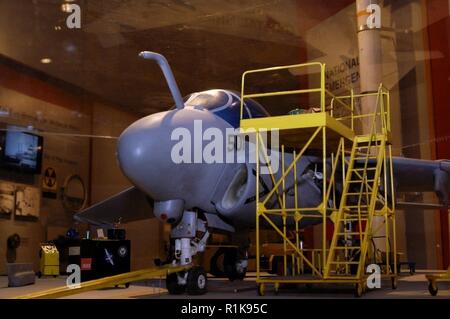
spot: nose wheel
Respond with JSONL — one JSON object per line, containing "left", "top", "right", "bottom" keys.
{"left": 186, "top": 266, "right": 208, "bottom": 295}
{"left": 166, "top": 267, "right": 208, "bottom": 295}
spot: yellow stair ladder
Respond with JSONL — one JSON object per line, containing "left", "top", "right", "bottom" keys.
{"left": 324, "top": 84, "right": 391, "bottom": 283}
{"left": 324, "top": 133, "right": 387, "bottom": 280}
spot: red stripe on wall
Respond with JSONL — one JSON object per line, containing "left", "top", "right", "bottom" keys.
{"left": 426, "top": 0, "right": 450, "bottom": 269}
{"left": 0, "top": 56, "right": 90, "bottom": 113}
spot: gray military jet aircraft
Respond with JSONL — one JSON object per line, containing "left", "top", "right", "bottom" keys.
{"left": 75, "top": 51, "right": 450, "bottom": 295}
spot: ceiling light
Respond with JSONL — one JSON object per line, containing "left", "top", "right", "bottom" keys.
{"left": 40, "top": 58, "right": 52, "bottom": 64}
{"left": 61, "top": 4, "right": 72, "bottom": 12}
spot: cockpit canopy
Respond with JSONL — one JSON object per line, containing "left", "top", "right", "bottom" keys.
{"left": 184, "top": 89, "right": 269, "bottom": 128}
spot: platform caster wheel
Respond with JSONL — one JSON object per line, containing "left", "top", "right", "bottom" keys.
{"left": 186, "top": 267, "right": 207, "bottom": 295}
{"left": 125, "top": 283, "right": 130, "bottom": 289}
{"left": 274, "top": 283, "right": 280, "bottom": 295}
{"left": 428, "top": 282, "right": 438, "bottom": 296}
{"left": 36, "top": 271, "right": 42, "bottom": 278}
{"left": 258, "top": 284, "right": 265, "bottom": 296}
{"left": 166, "top": 272, "right": 186, "bottom": 295}
{"left": 391, "top": 277, "right": 398, "bottom": 290}
{"left": 354, "top": 283, "right": 364, "bottom": 298}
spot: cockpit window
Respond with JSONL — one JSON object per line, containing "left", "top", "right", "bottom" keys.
{"left": 184, "top": 89, "right": 269, "bottom": 128}
{"left": 187, "top": 92, "right": 230, "bottom": 110}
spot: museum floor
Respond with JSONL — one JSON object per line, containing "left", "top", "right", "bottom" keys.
{"left": 0, "top": 271, "right": 449, "bottom": 299}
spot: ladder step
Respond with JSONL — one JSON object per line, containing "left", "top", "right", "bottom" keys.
{"left": 355, "top": 144, "right": 372, "bottom": 147}
{"left": 330, "top": 261, "right": 360, "bottom": 265}
{"left": 333, "top": 247, "right": 361, "bottom": 250}
{"left": 354, "top": 157, "right": 378, "bottom": 160}
{"left": 355, "top": 140, "right": 380, "bottom": 145}
{"left": 351, "top": 167, "right": 377, "bottom": 172}
{"left": 336, "top": 232, "right": 362, "bottom": 236}
{"left": 341, "top": 218, "right": 368, "bottom": 222}
{"left": 345, "top": 205, "right": 368, "bottom": 208}
{"left": 356, "top": 142, "right": 383, "bottom": 147}
{"left": 346, "top": 193, "right": 370, "bottom": 196}
{"left": 355, "top": 137, "right": 385, "bottom": 144}
{"left": 348, "top": 179, "right": 376, "bottom": 183}
{"left": 340, "top": 217, "right": 368, "bottom": 223}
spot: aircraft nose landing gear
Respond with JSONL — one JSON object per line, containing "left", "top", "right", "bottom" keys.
{"left": 165, "top": 211, "right": 210, "bottom": 295}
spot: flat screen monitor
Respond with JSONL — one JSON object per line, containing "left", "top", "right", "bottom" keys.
{"left": 0, "top": 130, "right": 43, "bottom": 174}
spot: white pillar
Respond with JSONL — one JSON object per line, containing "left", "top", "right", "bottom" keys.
{"left": 356, "top": 0, "right": 385, "bottom": 253}
{"left": 356, "top": 0, "right": 382, "bottom": 132}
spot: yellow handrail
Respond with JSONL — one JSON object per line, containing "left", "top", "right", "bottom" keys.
{"left": 240, "top": 62, "right": 327, "bottom": 120}
{"left": 239, "top": 62, "right": 392, "bottom": 139}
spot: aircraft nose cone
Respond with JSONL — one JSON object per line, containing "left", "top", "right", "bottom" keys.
{"left": 117, "top": 126, "right": 145, "bottom": 168}
{"left": 117, "top": 112, "right": 167, "bottom": 189}
{"left": 116, "top": 108, "right": 231, "bottom": 205}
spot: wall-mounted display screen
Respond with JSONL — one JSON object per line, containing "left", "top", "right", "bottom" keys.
{"left": 0, "top": 130, "right": 43, "bottom": 174}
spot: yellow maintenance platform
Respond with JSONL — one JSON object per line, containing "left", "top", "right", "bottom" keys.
{"left": 240, "top": 62, "right": 397, "bottom": 297}
{"left": 15, "top": 264, "right": 191, "bottom": 299}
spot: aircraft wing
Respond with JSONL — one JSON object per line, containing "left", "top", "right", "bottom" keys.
{"left": 391, "top": 157, "right": 450, "bottom": 207}
{"left": 74, "top": 187, "right": 154, "bottom": 227}
{"left": 354, "top": 157, "right": 450, "bottom": 207}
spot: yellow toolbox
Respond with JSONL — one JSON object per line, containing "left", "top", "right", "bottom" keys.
{"left": 37, "top": 243, "right": 60, "bottom": 278}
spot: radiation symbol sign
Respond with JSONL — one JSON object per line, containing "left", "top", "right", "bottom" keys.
{"left": 42, "top": 167, "right": 58, "bottom": 194}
